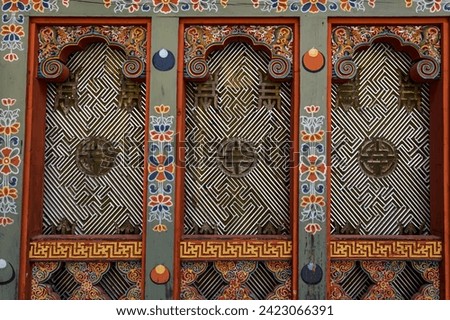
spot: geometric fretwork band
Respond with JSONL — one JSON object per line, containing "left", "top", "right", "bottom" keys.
{"left": 29, "top": 239, "right": 441, "bottom": 260}
{"left": 330, "top": 239, "right": 442, "bottom": 260}
{"left": 29, "top": 240, "right": 142, "bottom": 260}
{"left": 180, "top": 240, "right": 292, "bottom": 260}
{"left": 180, "top": 239, "right": 442, "bottom": 260}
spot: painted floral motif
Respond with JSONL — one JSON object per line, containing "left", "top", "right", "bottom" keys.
{"left": 329, "top": 260, "right": 356, "bottom": 300}
{"left": 180, "top": 262, "right": 208, "bottom": 300}
{"left": 104, "top": 0, "right": 228, "bottom": 14}
{"left": 332, "top": 25, "right": 441, "bottom": 65}
{"left": 300, "top": 105, "right": 326, "bottom": 235}
{"left": 148, "top": 105, "right": 174, "bottom": 232}
{"left": 117, "top": 261, "right": 142, "bottom": 300}
{"left": 252, "top": 0, "right": 376, "bottom": 12}
{"left": 265, "top": 261, "right": 292, "bottom": 299}
{"left": 411, "top": 261, "right": 440, "bottom": 300}
{"left": 0, "top": 98, "right": 21, "bottom": 227}
{"left": 215, "top": 261, "right": 257, "bottom": 300}
{"left": 66, "top": 262, "right": 110, "bottom": 300}
{"left": 38, "top": 25, "right": 147, "bottom": 64}
{"left": 406, "top": 0, "right": 450, "bottom": 12}
{"left": 361, "top": 261, "right": 405, "bottom": 300}
{"left": 31, "top": 262, "right": 61, "bottom": 300}
{"left": 1, "top": 0, "right": 68, "bottom": 61}
{"left": 184, "top": 25, "right": 293, "bottom": 64}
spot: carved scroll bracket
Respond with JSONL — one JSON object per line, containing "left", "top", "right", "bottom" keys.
{"left": 38, "top": 26, "right": 147, "bottom": 82}
{"left": 332, "top": 25, "right": 441, "bottom": 83}
{"left": 184, "top": 25, "right": 293, "bottom": 82}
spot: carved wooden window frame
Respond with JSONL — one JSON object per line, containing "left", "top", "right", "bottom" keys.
{"left": 174, "top": 18, "right": 300, "bottom": 299}
{"left": 19, "top": 18, "right": 151, "bottom": 299}
{"left": 327, "top": 17, "right": 450, "bottom": 299}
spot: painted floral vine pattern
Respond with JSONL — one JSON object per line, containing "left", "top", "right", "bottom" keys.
{"left": 252, "top": 0, "right": 376, "bottom": 13}
{"left": 103, "top": 0, "right": 228, "bottom": 14}
{"left": 1, "top": 0, "right": 69, "bottom": 62}
{"left": 406, "top": 0, "right": 450, "bottom": 12}
{"left": 332, "top": 25, "right": 441, "bottom": 66}
{"left": 299, "top": 105, "right": 326, "bottom": 235}
{"left": 0, "top": 98, "right": 21, "bottom": 227}
{"left": 148, "top": 105, "right": 174, "bottom": 232}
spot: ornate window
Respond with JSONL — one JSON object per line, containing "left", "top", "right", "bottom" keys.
{"left": 21, "top": 19, "right": 149, "bottom": 299}
{"left": 329, "top": 23, "right": 443, "bottom": 300}
{"left": 177, "top": 22, "right": 298, "bottom": 299}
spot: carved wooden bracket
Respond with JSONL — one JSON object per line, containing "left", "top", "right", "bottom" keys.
{"left": 184, "top": 25, "right": 293, "bottom": 82}
{"left": 38, "top": 25, "right": 147, "bottom": 82}
{"left": 332, "top": 25, "right": 441, "bottom": 83}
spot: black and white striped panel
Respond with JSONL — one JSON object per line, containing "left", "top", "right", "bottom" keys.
{"left": 183, "top": 42, "right": 292, "bottom": 235}
{"left": 43, "top": 42, "right": 146, "bottom": 235}
{"left": 331, "top": 43, "right": 431, "bottom": 235}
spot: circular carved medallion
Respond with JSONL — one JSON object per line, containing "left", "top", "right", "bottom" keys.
{"left": 76, "top": 137, "right": 119, "bottom": 176}
{"left": 358, "top": 138, "right": 397, "bottom": 178}
{"left": 217, "top": 138, "right": 257, "bottom": 178}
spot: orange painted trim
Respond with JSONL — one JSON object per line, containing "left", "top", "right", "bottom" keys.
{"left": 326, "top": 17, "right": 333, "bottom": 301}
{"left": 173, "top": 19, "right": 187, "bottom": 300}
{"left": 19, "top": 19, "right": 38, "bottom": 300}
{"left": 174, "top": 18, "right": 300, "bottom": 300}
{"left": 291, "top": 18, "right": 300, "bottom": 301}
{"left": 441, "top": 19, "right": 450, "bottom": 300}
{"left": 141, "top": 19, "right": 152, "bottom": 301}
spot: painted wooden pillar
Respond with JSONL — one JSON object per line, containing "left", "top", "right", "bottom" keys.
{"left": 0, "top": 18, "right": 29, "bottom": 299}
{"left": 0, "top": 12, "right": 28, "bottom": 300}
{"left": 298, "top": 14, "right": 328, "bottom": 300}
{"left": 145, "top": 16, "right": 179, "bottom": 300}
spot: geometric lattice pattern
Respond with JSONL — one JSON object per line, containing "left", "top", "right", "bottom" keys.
{"left": 31, "top": 261, "right": 142, "bottom": 300}
{"left": 329, "top": 260, "right": 439, "bottom": 300}
{"left": 184, "top": 42, "right": 292, "bottom": 235}
{"left": 42, "top": 42, "right": 146, "bottom": 235}
{"left": 180, "top": 261, "right": 291, "bottom": 300}
{"left": 331, "top": 43, "right": 431, "bottom": 235}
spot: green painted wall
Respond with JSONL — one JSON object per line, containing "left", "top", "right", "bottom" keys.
{"left": 1, "top": 0, "right": 449, "bottom": 300}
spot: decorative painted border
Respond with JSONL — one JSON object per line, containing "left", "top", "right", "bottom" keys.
{"left": 27, "top": 238, "right": 443, "bottom": 260}
{"left": 29, "top": 240, "right": 143, "bottom": 260}
{"left": 180, "top": 240, "right": 292, "bottom": 260}
{"left": 300, "top": 105, "right": 327, "bottom": 235}
{"left": 332, "top": 25, "right": 441, "bottom": 64}
{"left": 38, "top": 25, "right": 147, "bottom": 81}
{"left": 104, "top": 0, "right": 377, "bottom": 14}
{"left": 330, "top": 260, "right": 440, "bottom": 300}
{"left": 330, "top": 239, "right": 442, "bottom": 260}
{"left": 148, "top": 105, "right": 174, "bottom": 232}
{"left": 405, "top": 0, "right": 450, "bottom": 13}
{"left": 183, "top": 25, "right": 293, "bottom": 81}
{"left": 252, "top": 0, "right": 376, "bottom": 13}
{"left": 332, "top": 25, "right": 441, "bottom": 81}
{"left": 38, "top": 25, "right": 147, "bottom": 63}
{"left": 103, "top": 0, "right": 228, "bottom": 14}
{"left": 0, "top": 98, "right": 21, "bottom": 227}
{"left": 1, "top": 0, "right": 69, "bottom": 62}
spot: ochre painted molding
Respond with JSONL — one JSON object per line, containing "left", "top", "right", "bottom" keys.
{"left": 29, "top": 240, "right": 142, "bottom": 260}
{"left": 28, "top": 239, "right": 442, "bottom": 260}
{"left": 330, "top": 239, "right": 442, "bottom": 260}
{"left": 180, "top": 240, "right": 292, "bottom": 260}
